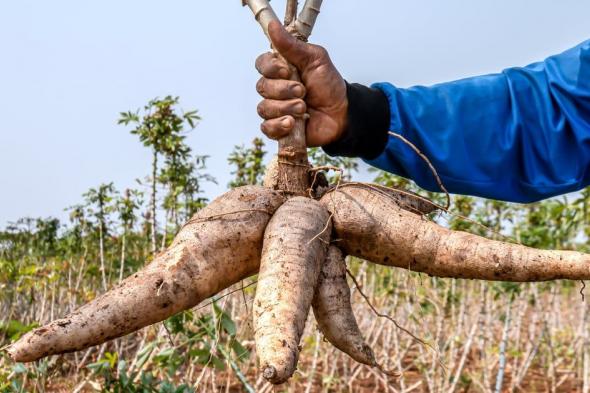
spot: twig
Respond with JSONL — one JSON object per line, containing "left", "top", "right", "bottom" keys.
{"left": 308, "top": 165, "right": 344, "bottom": 243}
{"left": 295, "top": 0, "right": 323, "bottom": 40}
{"left": 194, "top": 281, "right": 258, "bottom": 312}
{"left": 284, "top": 0, "right": 298, "bottom": 27}
{"left": 307, "top": 211, "right": 333, "bottom": 245}
{"left": 304, "top": 330, "right": 321, "bottom": 393}
{"left": 346, "top": 269, "right": 443, "bottom": 367}
{"left": 448, "top": 309, "right": 480, "bottom": 393}
{"left": 388, "top": 131, "right": 450, "bottom": 210}
{"left": 184, "top": 208, "right": 273, "bottom": 227}
{"left": 308, "top": 165, "right": 342, "bottom": 198}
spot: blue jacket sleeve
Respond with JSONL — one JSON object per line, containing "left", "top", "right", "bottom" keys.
{"left": 366, "top": 39, "right": 590, "bottom": 203}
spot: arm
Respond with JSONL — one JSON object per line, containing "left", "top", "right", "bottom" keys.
{"left": 333, "top": 40, "right": 590, "bottom": 203}
{"left": 254, "top": 25, "right": 590, "bottom": 203}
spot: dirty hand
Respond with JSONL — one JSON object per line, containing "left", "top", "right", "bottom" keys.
{"left": 255, "top": 20, "right": 347, "bottom": 147}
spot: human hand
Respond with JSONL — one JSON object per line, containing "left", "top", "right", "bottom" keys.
{"left": 255, "top": 21, "right": 347, "bottom": 147}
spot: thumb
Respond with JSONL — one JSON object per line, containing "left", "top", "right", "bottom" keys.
{"left": 268, "top": 20, "right": 312, "bottom": 69}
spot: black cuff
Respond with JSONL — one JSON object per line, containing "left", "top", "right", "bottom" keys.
{"left": 322, "top": 82, "right": 390, "bottom": 160}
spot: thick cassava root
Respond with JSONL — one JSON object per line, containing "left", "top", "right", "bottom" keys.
{"left": 254, "top": 197, "right": 331, "bottom": 384}
{"left": 321, "top": 185, "right": 590, "bottom": 282}
{"left": 6, "top": 186, "right": 285, "bottom": 363}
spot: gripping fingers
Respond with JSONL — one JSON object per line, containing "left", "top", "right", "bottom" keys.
{"left": 257, "top": 98, "right": 306, "bottom": 120}
{"left": 257, "top": 78, "right": 306, "bottom": 100}
{"left": 261, "top": 116, "right": 295, "bottom": 139}
{"left": 255, "top": 52, "right": 291, "bottom": 79}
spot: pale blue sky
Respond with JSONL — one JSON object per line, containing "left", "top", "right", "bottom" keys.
{"left": 1, "top": 1, "right": 589, "bottom": 225}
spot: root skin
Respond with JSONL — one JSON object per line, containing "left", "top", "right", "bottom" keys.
{"left": 263, "top": 155, "right": 280, "bottom": 190}
{"left": 7, "top": 186, "right": 285, "bottom": 363}
{"left": 312, "top": 246, "right": 376, "bottom": 366}
{"left": 254, "top": 197, "right": 331, "bottom": 384}
{"left": 344, "top": 183, "right": 438, "bottom": 216}
{"left": 321, "top": 185, "right": 590, "bottom": 282}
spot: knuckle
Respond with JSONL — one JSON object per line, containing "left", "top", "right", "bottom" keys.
{"left": 317, "top": 46, "right": 329, "bottom": 58}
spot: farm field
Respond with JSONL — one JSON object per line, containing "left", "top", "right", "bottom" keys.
{"left": 1, "top": 98, "right": 589, "bottom": 392}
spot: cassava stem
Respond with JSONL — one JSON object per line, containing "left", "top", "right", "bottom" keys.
{"left": 254, "top": 197, "right": 331, "bottom": 384}
{"left": 284, "top": 0, "right": 298, "bottom": 27}
{"left": 295, "top": 0, "right": 323, "bottom": 40}
{"left": 321, "top": 185, "right": 590, "bottom": 282}
{"left": 243, "top": 0, "right": 279, "bottom": 40}
{"left": 7, "top": 186, "right": 285, "bottom": 362}
{"left": 245, "top": 0, "right": 309, "bottom": 195}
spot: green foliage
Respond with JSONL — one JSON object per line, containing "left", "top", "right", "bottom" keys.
{"left": 118, "top": 96, "right": 200, "bottom": 157}
{"left": 0, "top": 320, "right": 38, "bottom": 341}
{"left": 84, "top": 183, "right": 117, "bottom": 233}
{"left": 2, "top": 94, "right": 590, "bottom": 390}
{"left": 228, "top": 138, "right": 266, "bottom": 188}
{"left": 119, "top": 96, "right": 212, "bottom": 252}
{"left": 87, "top": 353, "right": 195, "bottom": 393}
{"left": 308, "top": 147, "right": 358, "bottom": 183}
{"left": 117, "top": 189, "right": 143, "bottom": 231}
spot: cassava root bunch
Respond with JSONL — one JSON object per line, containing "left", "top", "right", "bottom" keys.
{"left": 6, "top": 0, "right": 590, "bottom": 387}
{"left": 7, "top": 179, "right": 590, "bottom": 383}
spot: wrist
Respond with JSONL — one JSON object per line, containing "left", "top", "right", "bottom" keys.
{"left": 322, "top": 82, "right": 390, "bottom": 160}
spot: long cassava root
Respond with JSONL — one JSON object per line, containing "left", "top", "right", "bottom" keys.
{"left": 254, "top": 197, "right": 331, "bottom": 384}
{"left": 312, "top": 246, "right": 377, "bottom": 366}
{"left": 6, "top": 186, "right": 285, "bottom": 362}
{"left": 321, "top": 185, "right": 590, "bottom": 282}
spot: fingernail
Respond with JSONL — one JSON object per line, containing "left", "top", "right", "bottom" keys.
{"left": 294, "top": 102, "right": 306, "bottom": 114}
{"left": 291, "top": 85, "right": 304, "bottom": 97}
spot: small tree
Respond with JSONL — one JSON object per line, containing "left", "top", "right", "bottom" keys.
{"left": 116, "top": 189, "right": 143, "bottom": 282}
{"left": 119, "top": 96, "right": 200, "bottom": 256}
{"left": 83, "top": 183, "right": 116, "bottom": 291}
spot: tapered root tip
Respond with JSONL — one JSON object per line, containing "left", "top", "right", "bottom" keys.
{"left": 4, "top": 345, "right": 18, "bottom": 362}
{"left": 2, "top": 345, "right": 15, "bottom": 360}
{"left": 262, "top": 365, "right": 276, "bottom": 379}
{"left": 4, "top": 341, "right": 38, "bottom": 363}
{"left": 262, "top": 365, "right": 284, "bottom": 384}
